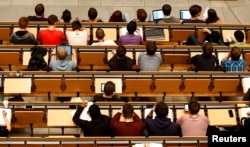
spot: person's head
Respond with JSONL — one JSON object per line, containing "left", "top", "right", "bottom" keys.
{"left": 127, "top": 21, "right": 137, "bottom": 34}
{"left": 146, "top": 41, "right": 157, "bottom": 55}
{"left": 234, "top": 30, "right": 245, "bottom": 42}
{"left": 205, "top": 9, "right": 219, "bottom": 24}
{"left": 35, "top": 3, "right": 45, "bottom": 16}
{"left": 88, "top": 7, "right": 98, "bottom": 21}
{"left": 189, "top": 4, "right": 202, "bottom": 17}
{"left": 137, "top": 9, "right": 147, "bottom": 22}
{"left": 162, "top": 4, "right": 172, "bottom": 16}
{"left": 61, "top": 9, "right": 72, "bottom": 23}
{"left": 116, "top": 45, "right": 126, "bottom": 59}
{"left": 188, "top": 101, "right": 200, "bottom": 115}
{"left": 230, "top": 46, "right": 241, "bottom": 60}
{"left": 104, "top": 81, "right": 115, "bottom": 96}
{"left": 71, "top": 20, "right": 82, "bottom": 31}
{"left": 95, "top": 28, "right": 105, "bottom": 40}
{"left": 202, "top": 42, "right": 213, "bottom": 57}
{"left": 47, "top": 14, "right": 59, "bottom": 25}
{"left": 155, "top": 102, "right": 169, "bottom": 117}
{"left": 18, "top": 17, "right": 29, "bottom": 29}
{"left": 210, "top": 31, "right": 221, "bottom": 43}
{"left": 122, "top": 104, "right": 134, "bottom": 119}
{"left": 56, "top": 47, "right": 68, "bottom": 60}
{"left": 88, "top": 104, "right": 101, "bottom": 120}
{"left": 109, "top": 10, "right": 124, "bottom": 22}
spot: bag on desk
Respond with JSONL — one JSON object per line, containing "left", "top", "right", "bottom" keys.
{"left": 240, "top": 117, "right": 250, "bottom": 132}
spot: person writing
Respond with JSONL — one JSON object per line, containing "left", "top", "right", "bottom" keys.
{"left": 0, "top": 111, "right": 11, "bottom": 137}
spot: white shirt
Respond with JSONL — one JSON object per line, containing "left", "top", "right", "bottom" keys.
{"left": 91, "top": 40, "right": 117, "bottom": 46}
{"left": 66, "top": 30, "right": 88, "bottom": 45}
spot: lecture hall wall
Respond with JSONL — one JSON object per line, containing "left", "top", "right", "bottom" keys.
{"left": 0, "top": 0, "right": 249, "bottom": 24}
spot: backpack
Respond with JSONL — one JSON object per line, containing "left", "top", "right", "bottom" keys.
{"left": 27, "top": 46, "right": 47, "bottom": 70}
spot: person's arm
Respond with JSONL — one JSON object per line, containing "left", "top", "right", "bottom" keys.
{"left": 72, "top": 102, "right": 87, "bottom": 128}
{"left": 146, "top": 106, "right": 155, "bottom": 118}
{"left": 50, "top": 48, "right": 56, "bottom": 61}
{"left": 2, "top": 111, "right": 11, "bottom": 132}
{"left": 72, "top": 48, "right": 77, "bottom": 65}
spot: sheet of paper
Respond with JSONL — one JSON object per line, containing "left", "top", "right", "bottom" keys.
{"left": 4, "top": 78, "right": 31, "bottom": 93}
{"left": 144, "top": 108, "right": 173, "bottom": 121}
{"left": 240, "top": 108, "right": 250, "bottom": 118}
{"left": 0, "top": 109, "right": 11, "bottom": 126}
{"left": 71, "top": 101, "right": 93, "bottom": 121}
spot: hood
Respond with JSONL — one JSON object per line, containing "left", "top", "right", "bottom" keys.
{"left": 13, "top": 31, "right": 30, "bottom": 40}
{"left": 154, "top": 116, "right": 172, "bottom": 128}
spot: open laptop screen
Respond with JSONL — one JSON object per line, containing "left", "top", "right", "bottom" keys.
{"left": 180, "top": 10, "right": 191, "bottom": 20}
{"left": 152, "top": 9, "right": 164, "bottom": 22}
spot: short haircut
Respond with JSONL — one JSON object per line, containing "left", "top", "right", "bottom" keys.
{"left": 162, "top": 4, "right": 172, "bottom": 16}
{"left": 137, "top": 9, "right": 147, "bottom": 22}
{"left": 188, "top": 101, "right": 200, "bottom": 115}
{"left": 127, "top": 21, "right": 137, "bottom": 34}
{"left": 35, "top": 3, "right": 45, "bottom": 16}
{"left": 234, "top": 30, "right": 245, "bottom": 42}
{"left": 230, "top": 46, "right": 241, "bottom": 60}
{"left": 146, "top": 41, "right": 157, "bottom": 55}
{"left": 95, "top": 28, "right": 105, "bottom": 40}
{"left": 88, "top": 104, "right": 101, "bottom": 120}
{"left": 109, "top": 10, "right": 124, "bottom": 22}
{"left": 72, "top": 20, "right": 82, "bottom": 31}
{"left": 104, "top": 81, "right": 115, "bottom": 96}
{"left": 189, "top": 4, "right": 202, "bottom": 17}
{"left": 116, "top": 45, "right": 126, "bottom": 58}
{"left": 56, "top": 47, "right": 68, "bottom": 60}
{"left": 155, "top": 102, "right": 169, "bottom": 117}
{"left": 202, "top": 42, "right": 213, "bottom": 57}
{"left": 61, "top": 9, "right": 71, "bottom": 23}
{"left": 88, "top": 7, "right": 98, "bottom": 20}
{"left": 48, "top": 14, "right": 59, "bottom": 25}
{"left": 18, "top": 17, "right": 29, "bottom": 29}
{"left": 122, "top": 104, "right": 134, "bottom": 119}
{"left": 210, "top": 31, "right": 221, "bottom": 43}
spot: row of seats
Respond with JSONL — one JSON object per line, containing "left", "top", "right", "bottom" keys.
{"left": 1, "top": 22, "right": 250, "bottom": 45}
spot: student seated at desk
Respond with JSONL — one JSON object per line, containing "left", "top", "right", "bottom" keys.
{"left": 91, "top": 28, "right": 117, "bottom": 46}
{"left": 176, "top": 101, "right": 209, "bottom": 136}
{"left": 93, "top": 81, "right": 121, "bottom": 102}
{"left": 72, "top": 103, "right": 111, "bottom": 136}
{"left": 0, "top": 111, "right": 11, "bottom": 137}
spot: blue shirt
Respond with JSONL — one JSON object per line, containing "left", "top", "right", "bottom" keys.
{"left": 221, "top": 59, "right": 246, "bottom": 71}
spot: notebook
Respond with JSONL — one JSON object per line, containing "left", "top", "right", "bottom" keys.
{"left": 152, "top": 9, "right": 164, "bottom": 22}
{"left": 0, "top": 109, "right": 11, "bottom": 126}
{"left": 180, "top": 10, "right": 191, "bottom": 20}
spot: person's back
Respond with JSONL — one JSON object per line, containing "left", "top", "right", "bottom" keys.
{"left": 191, "top": 42, "right": 216, "bottom": 71}
{"left": 145, "top": 102, "right": 178, "bottom": 136}
{"left": 159, "top": 4, "right": 179, "bottom": 23}
{"left": 66, "top": 20, "right": 87, "bottom": 45}
{"left": 108, "top": 45, "right": 134, "bottom": 71}
{"left": 230, "top": 30, "right": 250, "bottom": 47}
{"left": 38, "top": 15, "right": 65, "bottom": 45}
{"left": 119, "top": 21, "right": 143, "bottom": 45}
{"left": 28, "top": 3, "right": 47, "bottom": 21}
{"left": 182, "top": 5, "right": 205, "bottom": 24}
{"left": 205, "top": 9, "right": 222, "bottom": 24}
{"left": 176, "top": 101, "right": 209, "bottom": 136}
{"left": 91, "top": 28, "right": 117, "bottom": 46}
{"left": 10, "top": 17, "right": 36, "bottom": 45}
{"left": 138, "top": 42, "right": 162, "bottom": 71}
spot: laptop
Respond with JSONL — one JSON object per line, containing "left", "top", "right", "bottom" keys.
{"left": 56, "top": 45, "right": 72, "bottom": 60}
{"left": 180, "top": 10, "right": 191, "bottom": 20}
{"left": 152, "top": 9, "right": 164, "bottom": 22}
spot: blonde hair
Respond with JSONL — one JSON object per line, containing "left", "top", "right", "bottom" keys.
{"left": 56, "top": 47, "right": 67, "bottom": 60}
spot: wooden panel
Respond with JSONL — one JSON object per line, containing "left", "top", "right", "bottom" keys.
{"left": 170, "top": 29, "right": 195, "bottom": 42}
{"left": 33, "top": 79, "right": 61, "bottom": 93}
{"left": 154, "top": 79, "right": 182, "bottom": 93}
{"left": 63, "top": 79, "right": 94, "bottom": 95}
{"left": 183, "top": 79, "right": 211, "bottom": 93}
{"left": 212, "top": 79, "right": 241, "bottom": 93}
{"left": 123, "top": 79, "right": 152, "bottom": 94}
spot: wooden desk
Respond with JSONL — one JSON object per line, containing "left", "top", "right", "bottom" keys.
{"left": 207, "top": 109, "right": 237, "bottom": 126}
{"left": 47, "top": 109, "right": 76, "bottom": 127}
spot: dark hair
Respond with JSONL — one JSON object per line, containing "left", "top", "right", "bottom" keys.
{"left": 202, "top": 42, "right": 213, "bottom": 57}
{"left": 47, "top": 14, "right": 59, "bottom": 25}
{"left": 230, "top": 46, "right": 241, "bottom": 60}
{"left": 205, "top": 9, "right": 219, "bottom": 24}
{"left": 189, "top": 4, "right": 202, "bottom": 17}
{"left": 18, "top": 17, "right": 29, "bottom": 29}
{"left": 88, "top": 7, "right": 98, "bottom": 20}
{"left": 127, "top": 21, "right": 137, "bottom": 34}
{"left": 88, "top": 104, "right": 101, "bottom": 120}
{"left": 61, "top": 9, "right": 71, "bottom": 23}
{"left": 188, "top": 101, "right": 200, "bottom": 115}
{"left": 146, "top": 41, "right": 157, "bottom": 55}
{"left": 122, "top": 104, "right": 134, "bottom": 118}
{"left": 95, "top": 28, "right": 105, "bottom": 40}
{"left": 234, "top": 30, "right": 245, "bottom": 42}
{"left": 35, "top": 3, "right": 45, "bottom": 16}
{"left": 155, "top": 102, "right": 169, "bottom": 117}
{"left": 104, "top": 81, "right": 115, "bottom": 96}
{"left": 116, "top": 45, "right": 126, "bottom": 58}
{"left": 162, "top": 4, "right": 172, "bottom": 16}
{"left": 72, "top": 20, "right": 82, "bottom": 31}
{"left": 109, "top": 10, "right": 124, "bottom": 22}
{"left": 137, "top": 9, "right": 147, "bottom": 22}
{"left": 210, "top": 31, "right": 221, "bottom": 43}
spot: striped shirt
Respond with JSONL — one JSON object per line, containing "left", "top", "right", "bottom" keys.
{"left": 221, "top": 59, "right": 246, "bottom": 71}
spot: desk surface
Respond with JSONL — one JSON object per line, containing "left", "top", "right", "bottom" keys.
{"left": 207, "top": 109, "right": 237, "bottom": 126}
{"left": 47, "top": 109, "right": 76, "bottom": 127}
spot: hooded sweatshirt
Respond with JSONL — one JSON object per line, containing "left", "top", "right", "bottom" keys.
{"left": 49, "top": 60, "right": 76, "bottom": 71}
{"left": 108, "top": 55, "right": 134, "bottom": 71}
{"left": 145, "top": 116, "right": 178, "bottom": 136}
{"left": 10, "top": 31, "right": 36, "bottom": 44}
